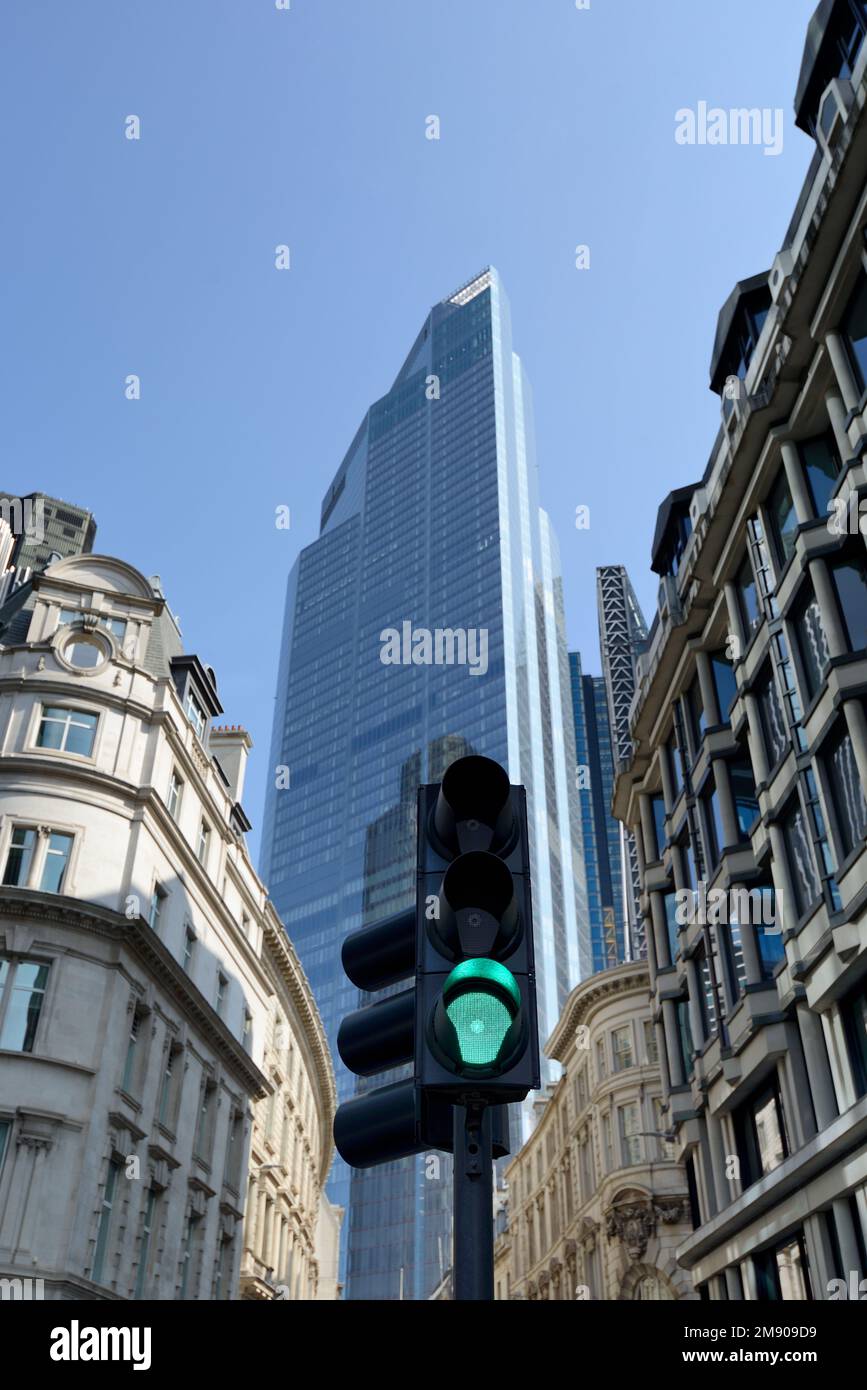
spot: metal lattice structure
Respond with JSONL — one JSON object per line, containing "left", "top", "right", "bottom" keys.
{"left": 596, "top": 566, "right": 648, "bottom": 961}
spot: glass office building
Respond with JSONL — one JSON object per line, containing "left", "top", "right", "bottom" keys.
{"left": 260, "top": 268, "right": 589, "bottom": 1299}
{"left": 569, "top": 651, "right": 626, "bottom": 972}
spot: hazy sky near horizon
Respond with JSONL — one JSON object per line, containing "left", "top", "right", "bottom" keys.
{"left": 0, "top": 0, "right": 819, "bottom": 859}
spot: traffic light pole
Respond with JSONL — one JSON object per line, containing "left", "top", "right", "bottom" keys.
{"left": 452, "top": 1102, "right": 494, "bottom": 1301}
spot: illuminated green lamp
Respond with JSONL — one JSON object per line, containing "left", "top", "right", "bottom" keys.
{"left": 432, "top": 958, "right": 525, "bottom": 1075}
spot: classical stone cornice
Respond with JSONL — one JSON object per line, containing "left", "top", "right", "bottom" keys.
{"left": 0, "top": 888, "right": 269, "bottom": 1099}
{"left": 546, "top": 960, "right": 651, "bottom": 1062}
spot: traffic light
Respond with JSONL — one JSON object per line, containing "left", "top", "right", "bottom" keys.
{"left": 332, "top": 753, "right": 536, "bottom": 1170}
{"left": 332, "top": 902, "right": 512, "bottom": 1168}
{"left": 416, "top": 755, "right": 540, "bottom": 1102}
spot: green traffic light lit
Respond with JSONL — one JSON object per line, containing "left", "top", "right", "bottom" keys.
{"left": 442, "top": 959, "right": 521, "bottom": 1068}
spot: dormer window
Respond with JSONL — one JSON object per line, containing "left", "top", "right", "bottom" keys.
{"left": 185, "top": 689, "right": 207, "bottom": 740}
{"left": 798, "top": 0, "right": 867, "bottom": 137}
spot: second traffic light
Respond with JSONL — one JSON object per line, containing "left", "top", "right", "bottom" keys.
{"left": 416, "top": 755, "right": 540, "bottom": 1102}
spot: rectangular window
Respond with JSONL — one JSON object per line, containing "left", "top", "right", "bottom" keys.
{"left": 667, "top": 733, "right": 683, "bottom": 800}
{"left": 757, "top": 664, "right": 789, "bottom": 770}
{"left": 701, "top": 783, "right": 724, "bottom": 868}
{"left": 243, "top": 1009, "right": 253, "bottom": 1053}
{"left": 602, "top": 1112, "right": 613, "bottom": 1171}
{"left": 197, "top": 822, "right": 210, "bottom": 867}
{"left": 39, "top": 832, "right": 73, "bottom": 893}
{"left": 643, "top": 1019, "right": 659, "bottom": 1065}
{"left": 0, "top": 1119, "right": 9, "bottom": 1175}
{"left": 185, "top": 690, "right": 207, "bottom": 740}
{"left": 195, "top": 1079, "right": 216, "bottom": 1161}
{"left": 784, "top": 798, "right": 822, "bottom": 917}
{"left": 100, "top": 615, "right": 126, "bottom": 641}
{"left": 224, "top": 1109, "right": 243, "bottom": 1192}
{"left": 134, "top": 1188, "right": 158, "bottom": 1299}
{"left": 37, "top": 706, "right": 98, "bottom": 757}
{"left": 618, "top": 1103, "right": 642, "bottom": 1166}
{"left": 791, "top": 582, "right": 830, "bottom": 701}
{"left": 824, "top": 727, "right": 867, "bottom": 860}
{"left": 663, "top": 892, "right": 679, "bottom": 963}
{"left": 158, "top": 1045, "right": 181, "bottom": 1128}
{"left": 122, "top": 1009, "right": 144, "bottom": 1095}
{"left": 730, "top": 759, "right": 759, "bottom": 838}
{"left": 179, "top": 1210, "right": 202, "bottom": 1300}
{"left": 216, "top": 972, "right": 227, "bottom": 1016}
{"left": 843, "top": 270, "right": 867, "bottom": 392}
{"left": 0, "top": 957, "right": 50, "bottom": 1052}
{"left": 676, "top": 999, "right": 695, "bottom": 1080}
{"left": 736, "top": 554, "right": 760, "bottom": 638}
{"left": 695, "top": 940, "right": 718, "bottom": 1038}
{"left": 92, "top": 1159, "right": 121, "bottom": 1286}
{"left": 654, "top": 1098, "right": 675, "bottom": 1159}
{"left": 183, "top": 926, "right": 196, "bottom": 973}
{"left": 711, "top": 651, "right": 737, "bottom": 722}
{"left": 748, "top": 1085, "right": 784, "bottom": 1169}
{"left": 595, "top": 1036, "right": 607, "bottom": 1080}
{"left": 843, "top": 977, "right": 867, "bottom": 1097}
{"left": 2, "top": 827, "right": 37, "bottom": 887}
{"left": 684, "top": 679, "right": 705, "bottom": 757}
{"left": 772, "top": 631, "right": 808, "bottom": 753}
{"left": 799, "top": 433, "right": 842, "bottom": 518}
{"left": 829, "top": 554, "right": 867, "bottom": 653}
{"left": 611, "top": 1025, "right": 634, "bottom": 1072}
{"left": 734, "top": 1080, "right": 788, "bottom": 1187}
{"left": 650, "top": 795, "right": 667, "bottom": 858}
{"left": 149, "top": 884, "right": 166, "bottom": 932}
{"left": 755, "top": 1235, "right": 811, "bottom": 1301}
{"left": 214, "top": 1236, "right": 234, "bottom": 1300}
{"left": 767, "top": 471, "right": 798, "bottom": 568}
{"left": 167, "top": 771, "right": 184, "bottom": 821}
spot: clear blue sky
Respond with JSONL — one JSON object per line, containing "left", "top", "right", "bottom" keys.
{"left": 0, "top": 0, "right": 818, "bottom": 859}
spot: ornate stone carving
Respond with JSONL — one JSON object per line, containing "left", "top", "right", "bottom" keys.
{"left": 605, "top": 1201, "right": 658, "bottom": 1261}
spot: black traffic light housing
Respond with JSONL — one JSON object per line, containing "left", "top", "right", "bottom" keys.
{"left": 416, "top": 755, "right": 540, "bottom": 1102}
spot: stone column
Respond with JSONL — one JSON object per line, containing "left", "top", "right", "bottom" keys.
{"left": 796, "top": 1002, "right": 839, "bottom": 1129}
{"left": 639, "top": 794, "right": 657, "bottom": 864}
{"left": 662, "top": 999, "right": 685, "bottom": 1087}
{"left": 712, "top": 759, "right": 740, "bottom": 849}
{"left": 826, "top": 331, "right": 861, "bottom": 413}
{"left": 832, "top": 1199, "right": 865, "bottom": 1285}
{"left": 843, "top": 697, "right": 867, "bottom": 792}
{"left": 743, "top": 692, "right": 770, "bottom": 784}
{"left": 768, "top": 824, "right": 798, "bottom": 934}
{"left": 696, "top": 650, "right": 719, "bottom": 726}
{"left": 781, "top": 441, "right": 814, "bottom": 524}
{"left": 705, "top": 1111, "right": 733, "bottom": 1214}
{"left": 659, "top": 742, "right": 675, "bottom": 811}
{"left": 809, "top": 557, "right": 849, "bottom": 658}
{"left": 684, "top": 959, "right": 705, "bottom": 1054}
{"left": 825, "top": 390, "right": 853, "bottom": 464}
{"left": 724, "top": 581, "right": 746, "bottom": 654}
{"left": 650, "top": 892, "right": 672, "bottom": 970}
{"left": 730, "top": 885, "right": 763, "bottom": 987}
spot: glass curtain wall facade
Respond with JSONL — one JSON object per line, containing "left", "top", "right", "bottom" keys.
{"left": 569, "top": 651, "right": 626, "bottom": 971}
{"left": 260, "top": 268, "right": 589, "bottom": 1300}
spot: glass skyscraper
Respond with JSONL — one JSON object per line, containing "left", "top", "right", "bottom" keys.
{"left": 596, "top": 565, "right": 648, "bottom": 960}
{"left": 568, "top": 651, "right": 625, "bottom": 973}
{"left": 260, "top": 267, "right": 589, "bottom": 1300}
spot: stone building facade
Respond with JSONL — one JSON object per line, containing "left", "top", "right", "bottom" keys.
{"left": 0, "top": 549, "right": 337, "bottom": 1299}
{"left": 497, "top": 962, "right": 694, "bottom": 1300}
{"left": 613, "top": 0, "right": 867, "bottom": 1300}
